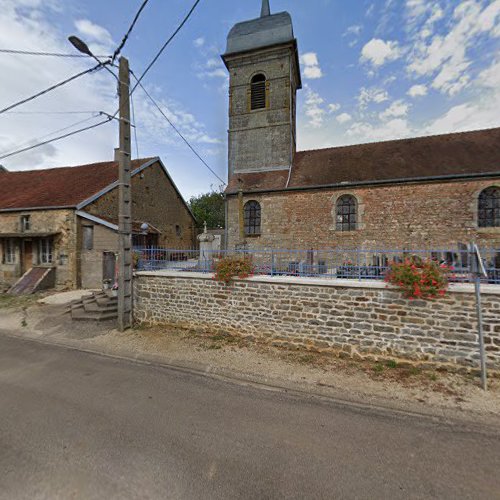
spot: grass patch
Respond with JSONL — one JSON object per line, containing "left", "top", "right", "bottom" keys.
{"left": 373, "top": 363, "right": 385, "bottom": 373}
{"left": 0, "top": 293, "right": 42, "bottom": 310}
{"left": 386, "top": 360, "right": 398, "bottom": 369}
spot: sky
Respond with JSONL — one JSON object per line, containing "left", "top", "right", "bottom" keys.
{"left": 0, "top": 0, "right": 499, "bottom": 200}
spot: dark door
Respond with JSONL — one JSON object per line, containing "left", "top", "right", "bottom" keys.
{"left": 103, "top": 252, "right": 116, "bottom": 282}
{"left": 22, "top": 240, "right": 33, "bottom": 274}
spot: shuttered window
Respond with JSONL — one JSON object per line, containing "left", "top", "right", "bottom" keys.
{"left": 250, "top": 74, "right": 267, "bottom": 110}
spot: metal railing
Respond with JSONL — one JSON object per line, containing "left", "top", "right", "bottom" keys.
{"left": 133, "top": 247, "right": 500, "bottom": 284}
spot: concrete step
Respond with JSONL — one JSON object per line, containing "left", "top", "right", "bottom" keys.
{"left": 96, "top": 296, "right": 117, "bottom": 307}
{"left": 71, "top": 310, "right": 118, "bottom": 321}
{"left": 83, "top": 302, "right": 118, "bottom": 313}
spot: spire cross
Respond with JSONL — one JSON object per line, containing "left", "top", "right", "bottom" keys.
{"left": 261, "top": 0, "right": 270, "bottom": 17}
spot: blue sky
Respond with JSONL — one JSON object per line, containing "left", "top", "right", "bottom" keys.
{"left": 0, "top": 0, "right": 499, "bottom": 199}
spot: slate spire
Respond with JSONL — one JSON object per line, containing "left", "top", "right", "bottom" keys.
{"left": 261, "top": 0, "right": 271, "bottom": 17}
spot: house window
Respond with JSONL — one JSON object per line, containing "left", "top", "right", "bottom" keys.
{"left": 21, "top": 215, "right": 31, "bottom": 232}
{"left": 175, "top": 225, "right": 182, "bottom": 237}
{"left": 2, "top": 239, "right": 15, "bottom": 264}
{"left": 250, "top": 74, "right": 267, "bottom": 110}
{"left": 82, "top": 226, "right": 94, "bottom": 251}
{"left": 336, "top": 195, "right": 357, "bottom": 231}
{"left": 244, "top": 201, "right": 261, "bottom": 235}
{"left": 478, "top": 187, "right": 500, "bottom": 228}
{"left": 38, "top": 238, "right": 53, "bottom": 264}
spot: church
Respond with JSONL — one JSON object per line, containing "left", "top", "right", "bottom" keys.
{"left": 222, "top": 1, "right": 500, "bottom": 251}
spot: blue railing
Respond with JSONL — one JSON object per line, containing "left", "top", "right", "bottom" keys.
{"left": 133, "top": 247, "right": 500, "bottom": 285}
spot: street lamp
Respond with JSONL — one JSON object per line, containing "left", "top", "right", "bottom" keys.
{"left": 68, "top": 35, "right": 133, "bottom": 332}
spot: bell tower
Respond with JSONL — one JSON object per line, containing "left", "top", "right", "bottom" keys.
{"left": 222, "top": 0, "right": 302, "bottom": 179}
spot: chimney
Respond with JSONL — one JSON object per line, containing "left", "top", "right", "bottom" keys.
{"left": 114, "top": 148, "right": 120, "bottom": 162}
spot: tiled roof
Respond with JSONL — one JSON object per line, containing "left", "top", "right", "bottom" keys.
{"left": 0, "top": 158, "right": 155, "bottom": 210}
{"left": 226, "top": 128, "right": 500, "bottom": 193}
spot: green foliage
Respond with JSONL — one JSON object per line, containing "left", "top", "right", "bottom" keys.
{"left": 214, "top": 255, "right": 254, "bottom": 285}
{"left": 385, "top": 257, "right": 451, "bottom": 300}
{"left": 188, "top": 187, "right": 225, "bottom": 229}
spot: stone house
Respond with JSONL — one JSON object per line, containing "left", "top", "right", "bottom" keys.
{"left": 223, "top": 1, "right": 500, "bottom": 251}
{"left": 0, "top": 157, "right": 196, "bottom": 290}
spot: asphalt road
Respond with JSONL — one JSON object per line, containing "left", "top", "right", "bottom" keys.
{"left": 0, "top": 335, "right": 499, "bottom": 500}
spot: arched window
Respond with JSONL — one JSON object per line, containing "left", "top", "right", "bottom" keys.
{"left": 250, "top": 74, "right": 267, "bottom": 110}
{"left": 244, "top": 201, "right": 261, "bottom": 235}
{"left": 478, "top": 187, "right": 500, "bottom": 228}
{"left": 336, "top": 195, "right": 357, "bottom": 231}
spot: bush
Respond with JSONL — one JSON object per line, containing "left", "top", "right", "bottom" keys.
{"left": 384, "top": 257, "right": 451, "bottom": 300}
{"left": 214, "top": 255, "right": 254, "bottom": 285}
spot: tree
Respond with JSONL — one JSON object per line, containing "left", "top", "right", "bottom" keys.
{"left": 188, "top": 187, "right": 225, "bottom": 229}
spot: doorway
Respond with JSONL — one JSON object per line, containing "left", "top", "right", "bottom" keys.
{"left": 22, "top": 240, "right": 33, "bottom": 274}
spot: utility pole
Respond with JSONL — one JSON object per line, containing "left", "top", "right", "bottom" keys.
{"left": 118, "top": 56, "right": 133, "bottom": 331}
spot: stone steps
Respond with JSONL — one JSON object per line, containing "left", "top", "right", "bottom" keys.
{"left": 69, "top": 291, "right": 118, "bottom": 321}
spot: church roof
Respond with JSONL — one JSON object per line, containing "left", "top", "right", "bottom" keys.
{"left": 226, "top": 127, "right": 500, "bottom": 194}
{"left": 225, "top": 11, "right": 295, "bottom": 55}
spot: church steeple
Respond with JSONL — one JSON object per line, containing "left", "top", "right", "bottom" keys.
{"left": 261, "top": 0, "right": 270, "bottom": 17}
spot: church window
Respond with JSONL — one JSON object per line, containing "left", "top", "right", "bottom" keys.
{"left": 336, "top": 195, "right": 357, "bottom": 231}
{"left": 478, "top": 187, "right": 500, "bottom": 228}
{"left": 250, "top": 74, "right": 267, "bottom": 110}
{"left": 244, "top": 201, "right": 261, "bottom": 235}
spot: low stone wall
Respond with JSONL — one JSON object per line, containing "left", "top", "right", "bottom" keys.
{"left": 134, "top": 272, "right": 500, "bottom": 371}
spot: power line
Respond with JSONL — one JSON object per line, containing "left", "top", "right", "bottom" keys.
{"left": 132, "top": 0, "right": 202, "bottom": 92}
{"left": 0, "top": 63, "right": 105, "bottom": 116}
{"left": 0, "top": 118, "right": 113, "bottom": 161}
{"left": 0, "top": 48, "right": 110, "bottom": 58}
{"left": 5, "top": 110, "right": 103, "bottom": 115}
{"left": 0, "top": 114, "right": 101, "bottom": 155}
{"left": 132, "top": 75, "right": 226, "bottom": 185}
{"left": 112, "top": 0, "right": 151, "bottom": 62}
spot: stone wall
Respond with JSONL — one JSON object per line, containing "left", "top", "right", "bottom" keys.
{"left": 134, "top": 272, "right": 500, "bottom": 371}
{"left": 227, "top": 178, "right": 500, "bottom": 249}
{"left": 0, "top": 209, "right": 76, "bottom": 287}
{"left": 226, "top": 44, "right": 299, "bottom": 175}
{"left": 84, "top": 160, "right": 196, "bottom": 248}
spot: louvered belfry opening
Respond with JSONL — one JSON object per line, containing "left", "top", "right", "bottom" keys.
{"left": 251, "top": 74, "right": 267, "bottom": 110}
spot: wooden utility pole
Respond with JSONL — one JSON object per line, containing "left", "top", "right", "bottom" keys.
{"left": 118, "top": 56, "right": 133, "bottom": 331}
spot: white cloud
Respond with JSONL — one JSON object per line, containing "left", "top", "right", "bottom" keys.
{"left": 360, "top": 38, "right": 401, "bottom": 67}
{"left": 300, "top": 52, "right": 323, "bottom": 79}
{"left": 358, "top": 87, "right": 390, "bottom": 109}
{"left": 336, "top": 113, "right": 352, "bottom": 124}
{"left": 343, "top": 25, "right": 362, "bottom": 37}
{"left": 407, "top": 84, "right": 428, "bottom": 97}
{"left": 346, "top": 118, "right": 412, "bottom": 142}
{"left": 407, "top": 0, "right": 500, "bottom": 96}
{"left": 303, "top": 85, "right": 326, "bottom": 128}
{"left": 193, "top": 37, "right": 205, "bottom": 47}
{"left": 379, "top": 100, "right": 410, "bottom": 120}
{"left": 74, "top": 19, "right": 113, "bottom": 52}
{"left": 328, "top": 103, "right": 341, "bottom": 113}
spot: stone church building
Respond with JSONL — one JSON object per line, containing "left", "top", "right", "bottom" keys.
{"left": 223, "top": 1, "right": 500, "bottom": 251}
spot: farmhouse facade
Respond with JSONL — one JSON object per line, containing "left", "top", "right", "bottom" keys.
{"left": 223, "top": 1, "right": 500, "bottom": 251}
{"left": 0, "top": 157, "right": 196, "bottom": 290}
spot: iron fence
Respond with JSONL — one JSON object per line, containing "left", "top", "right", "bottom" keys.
{"left": 133, "top": 246, "right": 500, "bottom": 284}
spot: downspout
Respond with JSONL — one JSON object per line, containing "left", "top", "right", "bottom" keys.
{"left": 238, "top": 186, "right": 245, "bottom": 243}
{"left": 286, "top": 54, "right": 294, "bottom": 188}
{"left": 223, "top": 193, "right": 229, "bottom": 251}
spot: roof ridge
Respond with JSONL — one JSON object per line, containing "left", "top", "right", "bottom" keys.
{"left": 296, "top": 126, "right": 500, "bottom": 155}
{"left": 4, "top": 157, "right": 157, "bottom": 174}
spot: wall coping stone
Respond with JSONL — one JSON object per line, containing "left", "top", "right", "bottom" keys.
{"left": 135, "top": 270, "right": 500, "bottom": 295}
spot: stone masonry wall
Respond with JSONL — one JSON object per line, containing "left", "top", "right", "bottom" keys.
{"left": 0, "top": 209, "right": 76, "bottom": 287}
{"left": 134, "top": 272, "right": 500, "bottom": 371}
{"left": 227, "top": 178, "right": 500, "bottom": 249}
{"left": 84, "top": 160, "right": 196, "bottom": 248}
